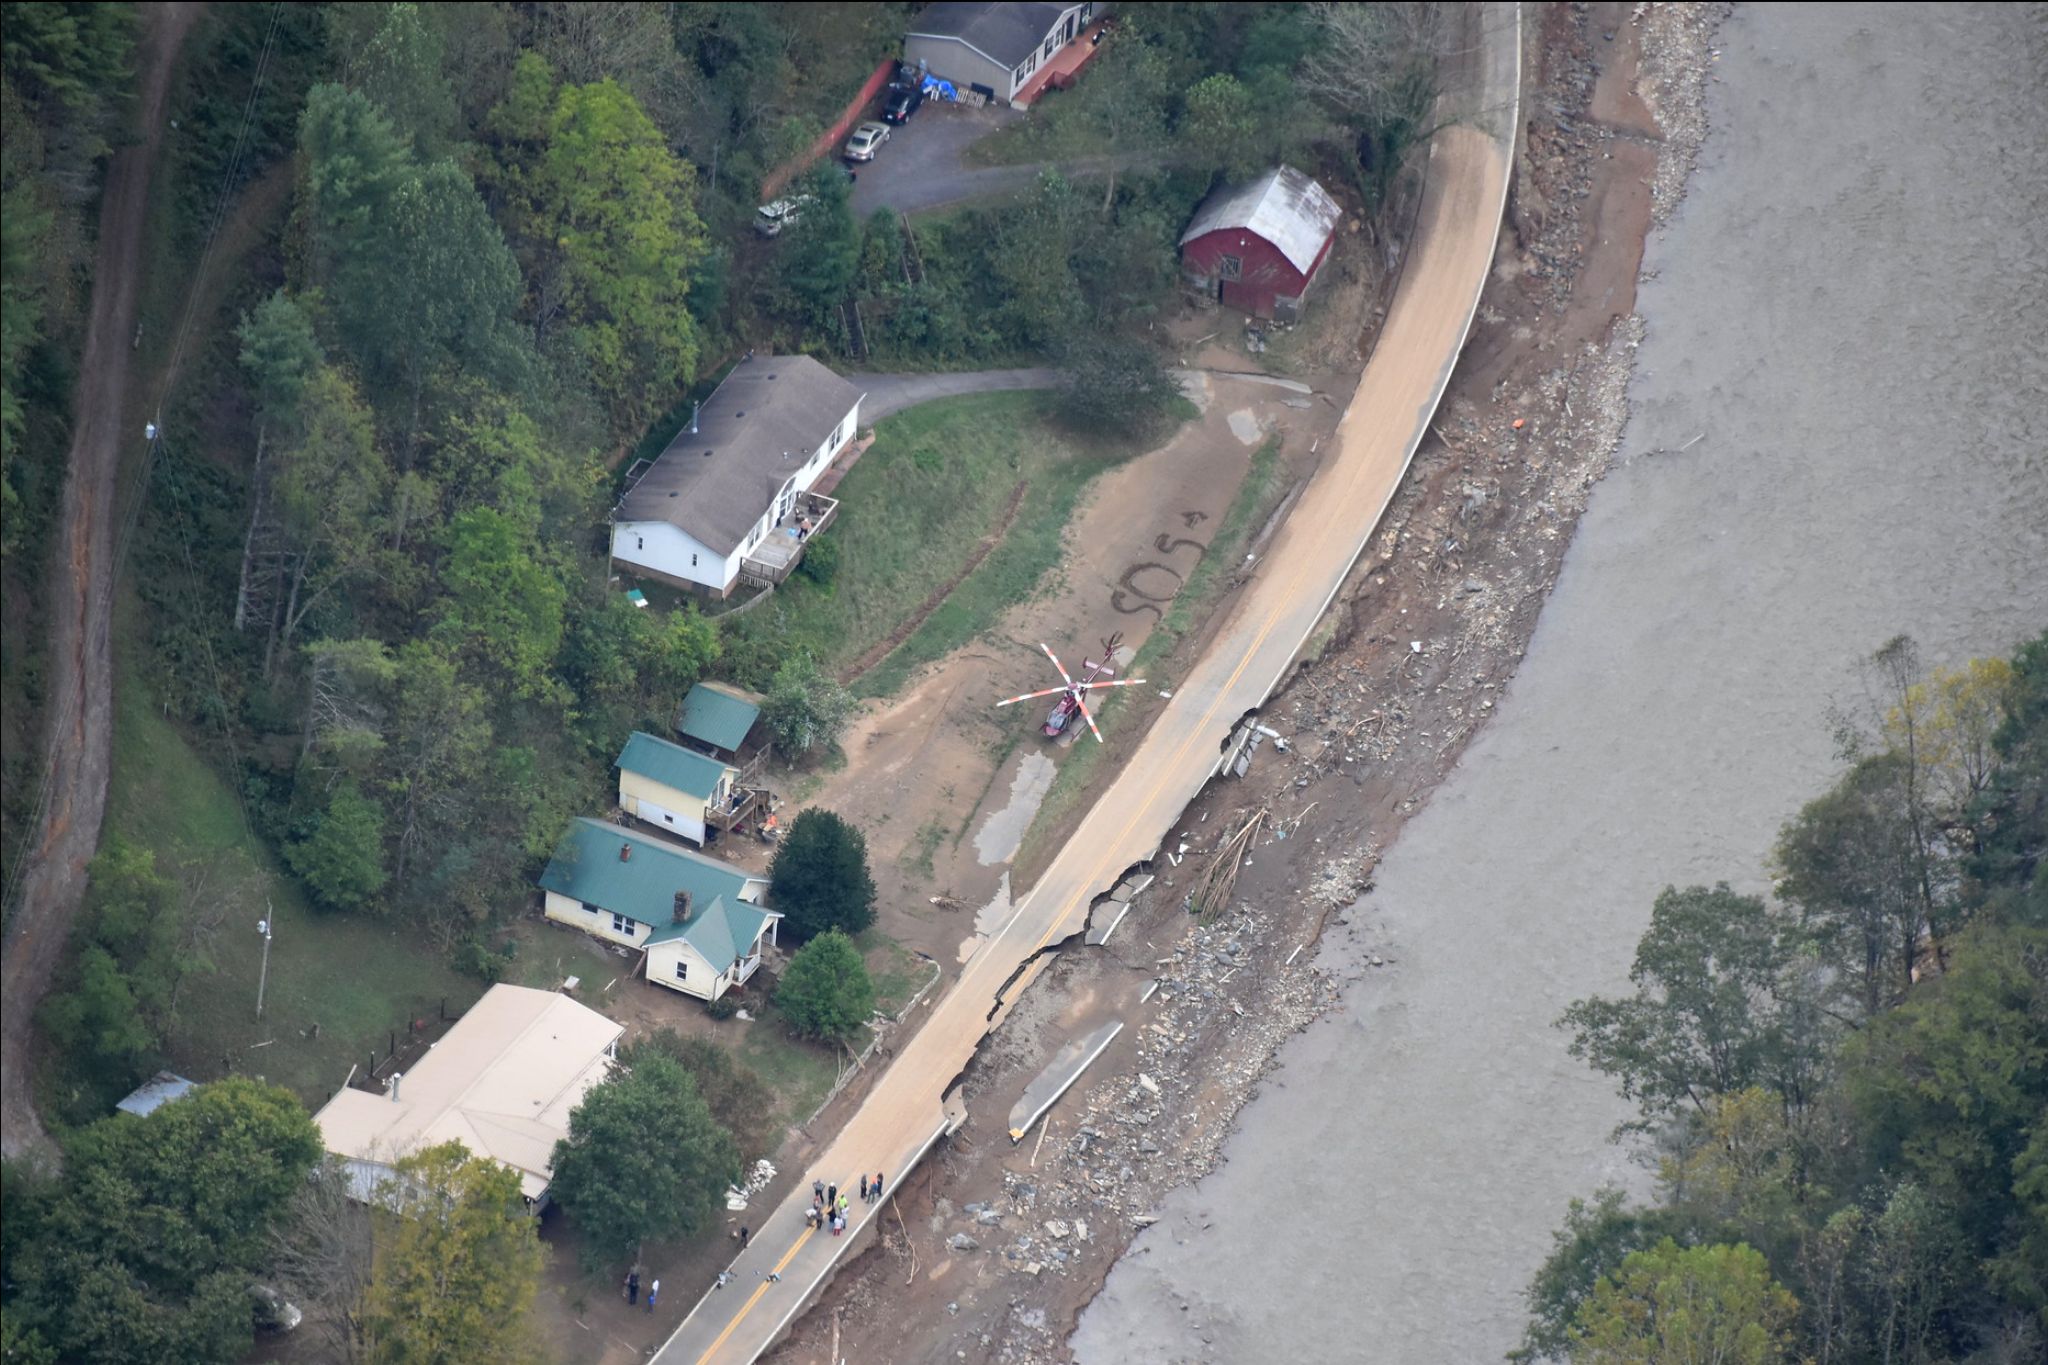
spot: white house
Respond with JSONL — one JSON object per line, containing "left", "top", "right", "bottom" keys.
{"left": 617, "top": 730, "right": 747, "bottom": 847}
{"left": 310, "top": 984, "right": 622, "bottom": 1209}
{"left": 537, "top": 818, "right": 779, "bottom": 1003}
{"left": 611, "top": 355, "right": 864, "bottom": 597}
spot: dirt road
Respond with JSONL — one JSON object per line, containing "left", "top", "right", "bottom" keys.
{"left": 0, "top": 2, "right": 201, "bottom": 1158}
{"left": 650, "top": 7, "right": 1519, "bottom": 1360}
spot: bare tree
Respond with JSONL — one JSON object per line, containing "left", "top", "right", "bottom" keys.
{"left": 272, "top": 1160, "right": 378, "bottom": 1365}
{"left": 1298, "top": 3, "right": 1458, "bottom": 130}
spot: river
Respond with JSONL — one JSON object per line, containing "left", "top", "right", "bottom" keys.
{"left": 1072, "top": 5, "right": 2047, "bottom": 1361}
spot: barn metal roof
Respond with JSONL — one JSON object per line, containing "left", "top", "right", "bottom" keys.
{"left": 1179, "top": 166, "right": 1343, "bottom": 277}
{"left": 676, "top": 681, "right": 762, "bottom": 754}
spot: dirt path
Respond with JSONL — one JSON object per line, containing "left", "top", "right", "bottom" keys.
{"left": 0, "top": 1, "right": 202, "bottom": 1158}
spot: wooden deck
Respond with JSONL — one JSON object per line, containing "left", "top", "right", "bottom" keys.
{"left": 739, "top": 490, "right": 839, "bottom": 587}
{"left": 1013, "top": 18, "right": 1111, "bottom": 109}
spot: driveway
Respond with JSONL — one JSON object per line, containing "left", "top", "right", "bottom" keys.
{"left": 844, "top": 368, "right": 1058, "bottom": 423}
{"left": 847, "top": 101, "right": 1024, "bottom": 218}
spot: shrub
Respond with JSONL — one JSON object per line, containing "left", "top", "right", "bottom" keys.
{"left": 768, "top": 808, "right": 876, "bottom": 939}
{"left": 774, "top": 930, "right": 873, "bottom": 1044}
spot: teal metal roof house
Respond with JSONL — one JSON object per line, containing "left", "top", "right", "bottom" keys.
{"left": 538, "top": 819, "right": 778, "bottom": 1002}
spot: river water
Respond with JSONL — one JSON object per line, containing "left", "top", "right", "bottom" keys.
{"left": 1073, "top": 6, "right": 2047, "bottom": 1361}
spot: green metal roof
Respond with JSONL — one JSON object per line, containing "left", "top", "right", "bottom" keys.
{"left": 618, "top": 731, "right": 727, "bottom": 801}
{"left": 676, "top": 683, "right": 761, "bottom": 754}
{"left": 644, "top": 896, "right": 777, "bottom": 970}
{"left": 538, "top": 819, "right": 756, "bottom": 929}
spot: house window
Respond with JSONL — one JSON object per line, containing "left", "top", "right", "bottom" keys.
{"left": 1044, "top": 34, "right": 1056, "bottom": 58}
{"left": 611, "top": 913, "right": 635, "bottom": 937}
{"left": 691, "top": 553, "right": 698, "bottom": 567}
{"left": 1014, "top": 62, "right": 1029, "bottom": 85}
{"left": 581, "top": 900, "right": 599, "bottom": 914}
{"left": 1219, "top": 254, "right": 1243, "bottom": 281}
{"left": 636, "top": 536, "right": 644, "bottom": 551}
{"left": 674, "top": 960, "right": 689, "bottom": 981}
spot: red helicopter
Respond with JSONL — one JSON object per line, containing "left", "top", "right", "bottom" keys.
{"left": 996, "top": 634, "right": 1145, "bottom": 742}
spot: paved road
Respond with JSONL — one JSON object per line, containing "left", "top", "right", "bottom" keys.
{"left": 1, "top": 1, "right": 201, "bottom": 1159}
{"left": 652, "top": 6, "right": 1520, "bottom": 1359}
{"left": 846, "top": 368, "right": 1058, "bottom": 423}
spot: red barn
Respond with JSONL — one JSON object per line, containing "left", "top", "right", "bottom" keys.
{"left": 1179, "top": 166, "right": 1343, "bottom": 321}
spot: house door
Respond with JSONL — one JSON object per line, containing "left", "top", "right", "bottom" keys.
{"left": 1063, "top": 13, "right": 1075, "bottom": 42}
{"left": 775, "top": 477, "right": 797, "bottom": 523}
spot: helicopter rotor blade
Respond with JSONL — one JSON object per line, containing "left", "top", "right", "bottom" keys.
{"left": 995, "top": 685, "right": 1071, "bottom": 707}
{"left": 1074, "top": 691, "right": 1105, "bottom": 743}
{"left": 1039, "top": 641, "right": 1076, "bottom": 688}
{"left": 1072, "top": 677, "right": 1147, "bottom": 692}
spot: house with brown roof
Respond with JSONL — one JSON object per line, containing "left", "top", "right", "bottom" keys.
{"left": 611, "top": 355, "right": 865, "bottom": 597}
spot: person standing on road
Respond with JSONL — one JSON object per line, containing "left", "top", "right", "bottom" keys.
{"left": 739, "top": 1225, "right": 750, "bottom": 1249}
{"left": 859, "top": 1174, "right": 870, "bottom": 1202}
{"left": 813, "top": 1178, "right": 825, "bottom": 1203}
{"left": 647, "top": 1279, "right": 659, "bottom": 1313}
{"left": 827, "top": 1183, "right": 838, "bottom": 1209}
{"left": 874, "top": 1172, "right": 886, "bottom": 1203}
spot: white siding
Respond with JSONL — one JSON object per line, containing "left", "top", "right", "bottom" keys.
{"left": 611, "top": 520, "right": 742, "bottom": 593}
{"left": 543, "top": 890, "right": 646, "bottom": 948}
{"left": 645, "top": 937, "right": 722, "bottom": 1001}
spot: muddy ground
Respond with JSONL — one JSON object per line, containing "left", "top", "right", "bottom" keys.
{"left": 759, "top": 4, "right": 1714, "bottom": 1361}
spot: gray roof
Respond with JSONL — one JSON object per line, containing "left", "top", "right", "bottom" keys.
{"left": 1180, "top": 166, "right": 1343, "bottom": 277}
{"left": 908, "top": 2, "right": 1068, "bottom": 69}
{"left": 616, "top": 356, "right": 863, "bottom": 556}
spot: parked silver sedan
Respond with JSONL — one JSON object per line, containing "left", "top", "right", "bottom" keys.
{"left": 843, "top": 121, "right": 891, "bottom": 163}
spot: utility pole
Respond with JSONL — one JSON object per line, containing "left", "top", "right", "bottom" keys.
{"left": 256, "top": 904, "right": 275, "bottom": 1020}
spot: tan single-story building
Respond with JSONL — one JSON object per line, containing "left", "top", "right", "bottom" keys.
{"left": 310, "top": 984, "right": 622, "bottom": 1209}
{"left": 617, "top": 730, "right": 746, "bottom": 847}
{"left": 537, "top": 819, "right": 778, "bottom": 1002}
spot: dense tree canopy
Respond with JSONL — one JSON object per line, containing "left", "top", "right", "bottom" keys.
{"left": 3, "top": 1079, "right": 321, "bottom": 1365}
{"left": 548, "top": 1052, "right": 740, "bottom": 1270}
{"left": 775, "top": 928, "right": 874, "bottom": 1045}
{"left": 768, "top": 807, "right": 877, "bottom": 940}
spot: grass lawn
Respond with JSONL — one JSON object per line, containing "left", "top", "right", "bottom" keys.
{"left": 733, "top": 392, "right": 1144, "bottom": 699}
{"left": 107, "top": 645, "right": 481, "bottom": 1107}
{"left": 1022, "top": 434, "right": 1289, "bottom": 850}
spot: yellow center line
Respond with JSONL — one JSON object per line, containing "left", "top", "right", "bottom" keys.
{"left": 693, "top": 492, "right": 1336, "bottom": 1363}
{"left": 695, "top": 1223, "right": 819, "bottom": 1364}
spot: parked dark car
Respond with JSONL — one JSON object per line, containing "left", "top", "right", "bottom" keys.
{"left": 881, "top": 81, "right": 925, "bottom": 124}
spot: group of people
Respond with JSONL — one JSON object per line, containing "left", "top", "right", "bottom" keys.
{"left": 808, "top": 1172, "right": 885, "bottom": 1236}
{"left": 623, "top": 1269, "right": 659, "bottom": 1313}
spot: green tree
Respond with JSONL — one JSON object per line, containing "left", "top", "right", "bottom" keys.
{"left": 768, "top": 808, "right": 876, "bottom": 939}
{"left": 774, "top": 929, "right": 873, "bottom": 1045}
{"left": 1054, "top": 334, "right": 1186, "bottom": 440}
{"left": 618, "top": 1028, "right": 778, "bottom": 1159}
{"left": 346, "top": 2, "right": 458, "bottom": 157}
{"left": 761, "top": 652, "right": 855, "bottom": 756}
{"left": 1180, "top": 73, "right": 1259, "bottom": 179}
{"left": 774, "top": 164, "right": 859, "bottom": 325}
{"left": 360, "top": 1142, "right": 543, "bottom": 1365}
{"left": 434, "top": 506, "right": 567, "bottom": 699}
{"left": 1558, "top": 885, "right": 1809, "bottom": 1129}
{"left": 548, "top": 1054, "right": 739, "bottom": 1270}
{"left": 1844, "top": 923, "right": 2048, "bottom": 1313}
{"left": 1514, "top": 1190, "right": 1687, "bottom": 1364}
{"left": 1967, "top": 630, "right": 2046, "bottom": 919}
{"left": 1569, "top": 1240, "right": 1798, "bottom": 1364}
{"left": 286, "top": 779, "right": 390, "bottom": 911}
{"left": 236, "top": 289, "right": 324, "bottom": 435}
{"left": 6, "top": 1079, "right": 321, "bottom": 1365}
{"left": 502, "top": 75, "right": 705, "bottom": 431}
{"left": 1776, "top": 753, "right": 1925, "bottom": 1020}
{"left": 265, "top": 364, "right": 388, "bottom": 674}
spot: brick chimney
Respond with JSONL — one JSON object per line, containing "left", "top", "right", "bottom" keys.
{"left": 672, "top": 891, "right": 692, "bottom": 926}
{"left": 620, "top": 843, "right": 632, "bottom": 862}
